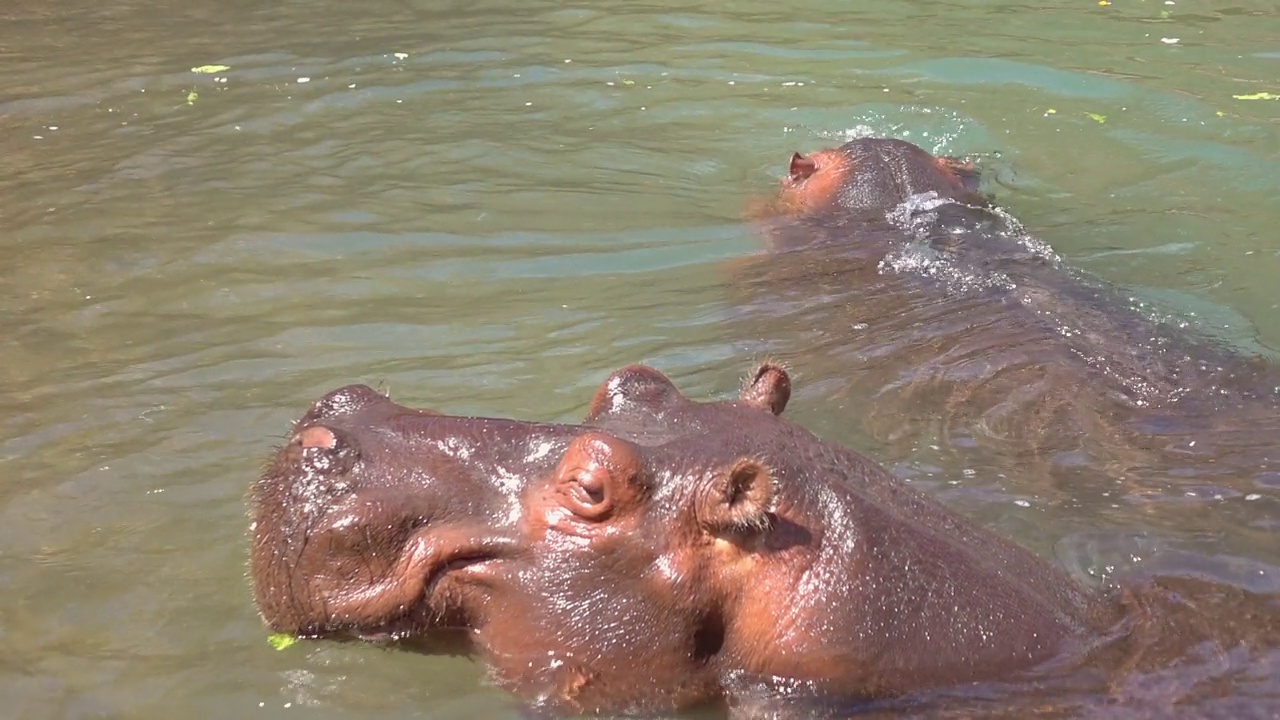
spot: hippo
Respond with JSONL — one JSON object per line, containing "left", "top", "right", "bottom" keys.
{"left": 249, "top": 364, "right": 1280, "bottom": 717}
{"left": 740, "top": 137, "right": 1280, "bottom": 504}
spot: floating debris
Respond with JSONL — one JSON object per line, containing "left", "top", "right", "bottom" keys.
{"left": 267, "top": 633, "right": 298, "bottom": 651}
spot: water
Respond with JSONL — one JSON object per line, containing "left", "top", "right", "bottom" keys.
{"left": 2, "top": 0, "right": 1278, "bottom": 717}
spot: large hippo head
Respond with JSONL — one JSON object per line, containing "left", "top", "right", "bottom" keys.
{"left": 250, "top": 364, "right": 1102, "bottom": 715}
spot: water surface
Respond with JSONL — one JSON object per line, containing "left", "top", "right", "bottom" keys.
{"left": 2, "top": 0, "right": 1278, "bottom": 717}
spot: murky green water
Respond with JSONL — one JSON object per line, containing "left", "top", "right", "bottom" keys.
{"left": 2, "top": 1, "right": 1278, "bottom": 717}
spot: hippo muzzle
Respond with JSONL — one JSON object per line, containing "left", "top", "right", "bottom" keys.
{"left": 249, "top": 384, "right": 561, "bottom": 638}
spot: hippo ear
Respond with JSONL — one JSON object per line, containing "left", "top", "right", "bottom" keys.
{"left": 696, "top": 459, "right": 774, "bottom": 538}
{"left": 553, "top": 433, "right": 646, "bottom": 522}
{"left": 788, "top": 152, "right": 817, "bottom": 182}
{"left": 740, "top": 363, "right": 790, "bottom": 416}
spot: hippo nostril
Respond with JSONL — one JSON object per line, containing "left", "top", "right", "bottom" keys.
{"left": 295, "top": 426, "right": 337, "bottom": 450}
{"left": 285, "top": 425, "right": 358, "bottom": 475}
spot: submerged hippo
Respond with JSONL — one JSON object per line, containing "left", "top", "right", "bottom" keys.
{"left": 742, "top": 137, "right": 1280, "bottom": 502}
{"left": 249, "top": 364, "right": 1279, "bottom": 717}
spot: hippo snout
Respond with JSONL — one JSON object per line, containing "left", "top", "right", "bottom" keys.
{"left": 250, "top": 391, "right": 564, "bottom": 639}
{"left": 300, "top": 384, "right": 394, "bottom": 425}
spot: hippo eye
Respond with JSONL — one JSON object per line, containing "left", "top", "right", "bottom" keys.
{"left": 553, "top": 433, "right": 645, "bottom": 523}
{"left": 562, "top": 465, "right": 614, "bottom": 521}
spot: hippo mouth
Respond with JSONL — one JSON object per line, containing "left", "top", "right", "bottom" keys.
{"left": 421, "top": 535, "right": 517, "bottom": 599}
{"left": 369, "top": 531, "right": 520, "bottom": 640}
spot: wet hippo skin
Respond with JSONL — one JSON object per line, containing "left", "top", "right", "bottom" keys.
{"left": 742, "top": 137, "right": 1280, "bottom": 501}
{"left": 248, "top": 364, "right": 1279, "bottom": 718}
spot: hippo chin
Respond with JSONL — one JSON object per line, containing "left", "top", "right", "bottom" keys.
{"left": 254, "top": 363, "right": 1148, "bottom": 716}
{"left": 744, "top": 137, "right": 1280, "bottom": 501}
